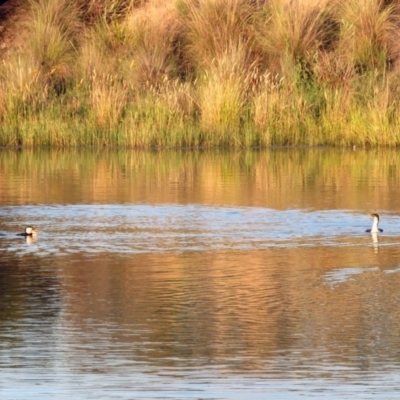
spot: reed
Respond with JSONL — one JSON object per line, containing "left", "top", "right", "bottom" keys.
{"left": 258, "top": 0, "right": 336, "bottom": 74}
{"left": 1, "top": 0, "right": 400, "bottom": 147}
{"left": 337, "top": 0, "right": 400, "bottom": 72}
{"left": 178, "top": 0, "right": 257, "bottom": 69}
{"left": 27, "top": 0, "right": 80, "bottom": 96}
{"left": 197, "top": 44, "right": 255, "bottom": 146}
{"left": 120, "top": 79, "right": 197, "bottom": 147}
{"left": 89, "top": 72, "right": 127, "bottom": 130}
{"left": 123, "top": 1, "right": 180, "bottom": 89}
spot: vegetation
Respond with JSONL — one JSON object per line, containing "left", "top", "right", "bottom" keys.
{"left": 1, "top": 0, "right": 400, "bottom": 147}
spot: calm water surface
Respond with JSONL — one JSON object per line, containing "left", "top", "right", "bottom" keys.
{"left": 1, "top": 149, "right": 400, "bottom": 399}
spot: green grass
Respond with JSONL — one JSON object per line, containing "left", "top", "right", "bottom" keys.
{"left": 1, "top": 0, "right": 400, "bottom": 147}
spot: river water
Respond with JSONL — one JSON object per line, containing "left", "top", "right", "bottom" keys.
{"left": 1, "top": 148, "right": 400, "bottom": 399}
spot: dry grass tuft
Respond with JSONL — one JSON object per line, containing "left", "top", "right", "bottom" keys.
{"left": 259, "top": 0, "right": 337, "bottom": 73}
{"left": 337, "top": 0, "right": 400, "bottom": 71}
{"left": 75, "top": 0, "right": 140, "bottom": 24}
{"left": 27, "top": 0, "right": 80, "bottom": 95}
{"left": 179, "top": 0, "right": 258, "bottom": 70}
{"left": 89, "top": 72, "right": 128, "bottom": 129}
{"left": 197, "top": 44, "right": 256, "bottom": 144}
{"left": 123, "top": 0, "right": 181, "bottom": 89}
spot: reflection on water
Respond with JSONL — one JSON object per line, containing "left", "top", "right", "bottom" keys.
{"left": 0, "top": 147, "right": 400, "bottom": 211}
{"left": 1, "top": 149, "right": 400, "bottom": 399}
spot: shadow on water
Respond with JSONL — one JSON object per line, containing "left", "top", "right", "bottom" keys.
{"left": 2, "top": 148, "right": 400, "bottom": 399}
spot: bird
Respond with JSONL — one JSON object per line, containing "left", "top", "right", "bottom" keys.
{"left": 16, "top": 226, "right": 38, "bottom": 237}
{"left": 366, "top": 213, "right": 383, "bottom": 233}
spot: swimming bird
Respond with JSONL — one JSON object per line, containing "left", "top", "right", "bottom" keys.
{"left": 16, "top": 226, "right": 38, "bottom": 237}
{"left": 366, "top": 213, "right": 383, "bottom": 233}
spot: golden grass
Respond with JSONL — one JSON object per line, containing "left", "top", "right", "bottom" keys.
{"left": 178, "top": 0, "right": 258, "bottom": 69}
{"left": 197, "top": 44, "right": 255, "bottom": 145}
{"left": 123, "top": 1, "right": 180, "bottom": 89}
{"left": 27, "top": 0, "right": 80, "bottom": 94}
{"left": 89, "top": 72, "right": 128, "bottom": 130}
{"left": 259, "top": 0, "right": 336, "bottom": 73}
{"left": 337, "top": 0, "right": 400, "bottom": 70}
{"left": 1, "top": 0, "right": 400, "bottom": 147}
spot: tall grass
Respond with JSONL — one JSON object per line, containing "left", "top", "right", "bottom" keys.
{"left": 259, "top": 0, "right": 336, "bottom": 74}
{"left": 89, "top": 72, "right": 127, "bottom": 130}
{"left": 1, "top": 0, "right": 400, "bottom": 147}
{"left": 27, "top": 0, "right": 80, "bottom": 95}
{"left": 197, "top": 44, "right": 255, "bottom": 145}
{"left": 123, "top": 1, "right": 180, "bottom": 89}
{"left": 337, "top": 0, "right": 400, "bottom": 72}
{"left": 178, "top": 0, "right": 257, "bottom": 69}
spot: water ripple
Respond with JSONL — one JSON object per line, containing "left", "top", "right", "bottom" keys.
{"left": 0, "top": 205, "right": 398, "bottom": 256}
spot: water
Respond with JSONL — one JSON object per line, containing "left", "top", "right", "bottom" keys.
{"left": 1, "top": 148, "right": 400, "bottom": 399}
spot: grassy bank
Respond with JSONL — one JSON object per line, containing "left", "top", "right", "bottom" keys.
{"left": 1, "top": 0, "right": 400, "bottom": 147}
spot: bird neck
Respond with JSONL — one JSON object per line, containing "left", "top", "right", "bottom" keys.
{"left": 371, "top": 218, "right": 379, "bottom": 233}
